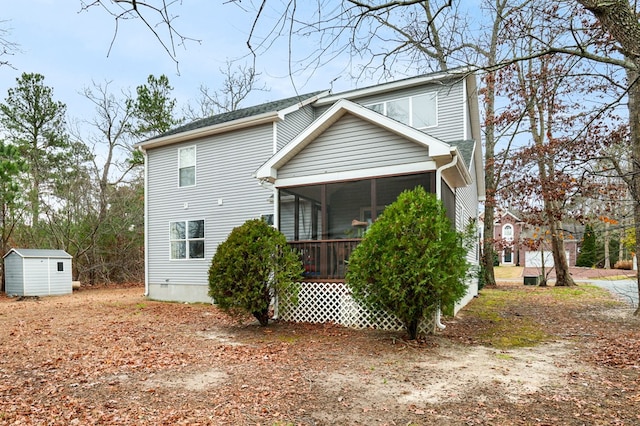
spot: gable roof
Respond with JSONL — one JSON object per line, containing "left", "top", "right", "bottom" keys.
{"left": 255, "top": 98, "right": 472, "bottom": 186}
{"left": 135, "top": 91, "right": 328, "bottom": 150}
{"left": 3, "top": 248, "right": 72, "bottom": 259}
{"left": 314, "top": 66, "right": 474, "bottom": 107}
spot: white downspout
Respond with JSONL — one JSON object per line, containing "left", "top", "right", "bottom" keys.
{"left": 434, "top": 152, "right": 459, "bottom": 330}
{"left": 142, "top": 147, "right": 149, "bottom": 297}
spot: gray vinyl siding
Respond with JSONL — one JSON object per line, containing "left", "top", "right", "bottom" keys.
{"left": 4, "top": 253, "right": 23, "bottom": 295}
{"left": 277, "top": 105, "right": 316, "bottom": 151}
{"left": 278, "top": 113, "right": 430, "bottom": 179}
{"left": 455, "top": 150, "right": 480, "bottom": 264}
{"left": 314, "top": 80, "right": 465, "bottom": 142}
{"left": 4, "top": 253, "right": 72, "bottom": 296}
{"left": 146, "top": 124, "right": 275, "bottom": 299}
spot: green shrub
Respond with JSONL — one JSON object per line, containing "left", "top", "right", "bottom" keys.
{"left": 208, "top": 219, "right": 303, "bottom": 326}
{"left": 576, "top": 224, "right": 596, "bottom": 267}
{"left": 346, "top": 187, "right": 470, "bottom": 340}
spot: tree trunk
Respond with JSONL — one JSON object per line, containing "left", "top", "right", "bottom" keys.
{"left": 405, "top": 318, "right": 419, "bottom": 340}
{"left": 629, "top": 68, "right": 640, "bottom": 315}
{"left": 604, "top": 221, "right": 610, "bottom": 269}
{"left": 253, "top": 308, "right": 270, "bottom": 326}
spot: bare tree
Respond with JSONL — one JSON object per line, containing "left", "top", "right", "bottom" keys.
{"left": 0, "top": 21, "right": 18, "bottom": 68}
{"left": 182, "top": 60, "right": 268, "bottom": 121}
{"left": 79, "top": 0, "right": 200, "bottom": 72}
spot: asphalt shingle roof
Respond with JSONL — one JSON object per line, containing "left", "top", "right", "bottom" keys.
{"left": 447, "top": 139, "right": 475, "bottom": 169}
{"left": 159, "top": 91, "right": 327, "bottom": 138}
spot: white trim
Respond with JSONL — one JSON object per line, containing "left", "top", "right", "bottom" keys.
{"left": 365, "top": 91, "right": 438, "bottom": 130}
{"left": 178, "top": 145, "right": 197, "bottom": 188}
{"left": 135, "top": 91, "right": 329, "bottom": 151}
{"left": 273, "top": 161, "right": 438, "bottom": 188}
{"left": 502, "top": 223, "right": 514, "bottom": 240}
{"left": 169, "top": 219, "right": 206, "bottom": 260}
{"left": 314, "top": 67, "right": 472, "bottom": 107}
{"left": 272, "top": 122, "right": 278, "bottom": 154}
{"left": 143, "top": 148, "right": 149, "bottom": 296}
{"left": 462, "top": 77, "right": 469, "bottom": 140}
{"left": 256, "top": 99, "right": 454, "bottom": 182}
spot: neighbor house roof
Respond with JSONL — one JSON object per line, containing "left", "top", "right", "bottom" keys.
{"left": 135, "top": 91, "right": 328, "bottom": 150}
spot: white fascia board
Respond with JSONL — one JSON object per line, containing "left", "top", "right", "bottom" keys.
{"left": 273, "top": 161, "right": 438, "bottom": 188}
{"left": 275, "top": 161, "right": 437, "bottom": 188}
{"left": 315, "top": 67, "right": 473, "bottom": 107}
{"left": 255, "top": 99, "right": 452, "bottom": 181}
{"left": 135, "top": 111, "right": 281, "bottom": 151}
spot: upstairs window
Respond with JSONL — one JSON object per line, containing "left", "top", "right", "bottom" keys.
{"left": 503, "top": 224, "right": 514, "bottom": 240}
{"left": 368, "top": 92, "right": 437, "bottom": 129}
{"left": 170, "top": 220, "right": 205, "bottom": 259}
{"left": 178, "top": 146, "right": 196, "bottom": 187}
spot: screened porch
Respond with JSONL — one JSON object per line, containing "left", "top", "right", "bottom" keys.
{"left": 279, "top": 171, "right": 454, "bottom": 280}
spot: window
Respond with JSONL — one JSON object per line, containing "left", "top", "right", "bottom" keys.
{"left": 178, "top": 146, "right": 196, "bottom": 187}
{"left": 170, "top": 220, "right": 205, "bottom": 259}
{"left": 57, "top": 262, "right": 64, "bottom": 272}
{"left": 503, "top": 224, "right": 514, "bottom": 239}
{"left": 368, "top": 92, "right": 437, "bottom": 129}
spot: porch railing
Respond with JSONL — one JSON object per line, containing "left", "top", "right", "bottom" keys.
{"left": 289, "top": 239, "right": 361, "bottom": 280}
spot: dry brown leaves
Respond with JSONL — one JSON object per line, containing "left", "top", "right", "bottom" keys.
{"left": 1, "top": 283, "right": 639, "bottom": 425}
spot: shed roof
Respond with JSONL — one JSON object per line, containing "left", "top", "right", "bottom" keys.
{"left": 3, "top": 248, "right": 72, "bottom": 259}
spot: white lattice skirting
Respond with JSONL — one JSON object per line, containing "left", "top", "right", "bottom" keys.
{"left": 278, "top": 281, "right": 436, "bottom": 335}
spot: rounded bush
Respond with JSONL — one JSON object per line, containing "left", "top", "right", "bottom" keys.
{"left": 208, "top": 219, "right": 302, "bottom": 326}
{"left": 346, "top": 186, "right": 470, "bottom": 339}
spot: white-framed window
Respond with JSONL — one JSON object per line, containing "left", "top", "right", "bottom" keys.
{"left": 503, "top": 224, "right": 514, "bottom": 240}
{"left": 178, "top": 146, "right": 196, "bottom": 187}
{"left": 170, "top": 219, "right": 205, "bottom": 259}
{"left": 368, "top": 92, "right": 437, "bottom": 129}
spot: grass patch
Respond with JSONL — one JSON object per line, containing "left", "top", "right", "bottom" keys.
{"left": 463, "top": 284, "right": 628, "bottom": 349}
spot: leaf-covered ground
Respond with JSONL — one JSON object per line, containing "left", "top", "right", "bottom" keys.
{"left": 1, "top": 281, "right": 639, "bottom": 425}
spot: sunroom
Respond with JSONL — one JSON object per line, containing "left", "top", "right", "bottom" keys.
{"left": 255, "top": 98, "right": 476, "bottom": 329}
{"left": 278, "top": 171, "right": 456, "bottom": 280}
{"left": 256, "top": 98, "right": 472, "bottom": 277}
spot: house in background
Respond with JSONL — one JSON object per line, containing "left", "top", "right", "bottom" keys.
{"left": 484, "top": 210, "right": 577, "bottom": 268}
{"left": 135, "top": 67, "right": 485, "bottom": 326}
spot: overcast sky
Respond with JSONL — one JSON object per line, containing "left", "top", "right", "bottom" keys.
{"left": 0, "top": 1, "right": 357, "bottom": 126}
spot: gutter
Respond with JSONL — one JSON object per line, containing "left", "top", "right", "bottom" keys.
{"left": 434, "top": 152, "right": 459, "bottom": 330}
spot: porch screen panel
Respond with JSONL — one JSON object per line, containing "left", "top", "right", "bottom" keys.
{"left": 326, "top": 179, "right": 371, "bottom": 239}
{"left": 280, "top": 187, "right": 323, "bottom": 240}
{"left": 441, "top": 182, "right": 456, "bottom": 228}
{"left": 373, "top": 172, "right": 436, "bottom": 223}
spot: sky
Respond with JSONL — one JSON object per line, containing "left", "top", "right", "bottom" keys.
{"left": 0, "top": 1, "right": 357, "bottom": 128}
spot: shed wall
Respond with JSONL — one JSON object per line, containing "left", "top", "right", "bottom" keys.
{"left": 4, "top": 252, "right": 24, "bottom": 295}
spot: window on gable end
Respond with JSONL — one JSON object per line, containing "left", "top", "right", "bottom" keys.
{"left": 366, "top": 93, "right": 437, "bottom": 129}
{"left": 178, "top": 146, "right": 196, "bottom": 187}
{"left": 412, "top": 93, "right": 437, "bottom": 128}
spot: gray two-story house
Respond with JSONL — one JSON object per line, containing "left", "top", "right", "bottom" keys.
{"left": 135, "top": 67, "right": 485, "bottom": 327}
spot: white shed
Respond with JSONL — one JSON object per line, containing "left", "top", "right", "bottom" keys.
{"left": 3, "top": 248, "right": 73, "bottom": 296}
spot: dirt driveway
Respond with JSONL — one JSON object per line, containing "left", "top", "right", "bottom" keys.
{"left": 1, "top": 283, "right": 639, "bottom": 425}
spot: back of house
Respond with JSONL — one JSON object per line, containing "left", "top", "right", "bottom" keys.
{"left": 136, "top": 67, "right": 485, "bottom": 315}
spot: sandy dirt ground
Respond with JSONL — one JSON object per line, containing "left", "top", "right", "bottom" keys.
{"left": 1, "top": 281, "right": 639, "bottom": 425}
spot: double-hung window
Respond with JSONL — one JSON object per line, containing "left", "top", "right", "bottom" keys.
{"left": 368, "top": 92, "right": 437, "bottom": 129}
{"left": 170, "top": 220, "right": 205, "bottom": 259}
{"left": 178, "top": 146, "right": 196, "bottom": 187}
